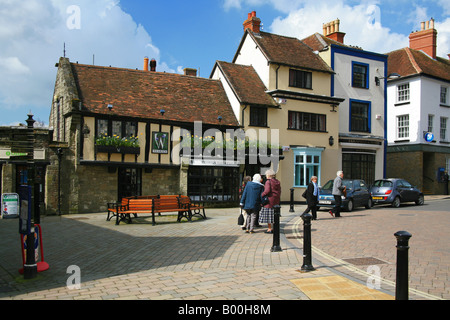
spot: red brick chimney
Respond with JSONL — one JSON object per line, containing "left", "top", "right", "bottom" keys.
{"left": 243, "top": 11, "right": 261, "bottom": 33}
{"left": 323, "top": 19, "right": 345, "bottom": 44}
{"left": 409, "top": 18, "right": 437, "bottom": 59}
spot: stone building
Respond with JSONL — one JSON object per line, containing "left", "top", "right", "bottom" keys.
{"left": 48, "top": 57, "right": 242, "bottom": 214}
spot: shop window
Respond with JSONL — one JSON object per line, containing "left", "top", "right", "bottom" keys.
{"left": 293, "top": 148, "right": 322, "bottom": 187}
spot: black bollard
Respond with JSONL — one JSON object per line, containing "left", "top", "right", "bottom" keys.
{"left": 301, "top": 213, "right": 315, "bottom": 272}
{"left": 289, "top": 188, "right": 295, "bottom": 212}
{"left": 271, "top": 205, "right": 282, "bottom": 252}
{"left": 394, "top": 230, "right": 412, "bottom": 300}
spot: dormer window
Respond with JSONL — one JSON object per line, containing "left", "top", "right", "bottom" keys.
{"left": 289, "top": 69, "right": 312, "bottom": 89}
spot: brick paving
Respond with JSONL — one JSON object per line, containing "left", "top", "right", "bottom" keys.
{"left": 0, "top": 196, "right": 448, "bottom": 301}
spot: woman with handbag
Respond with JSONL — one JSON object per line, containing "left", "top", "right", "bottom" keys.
{"left": 238, "top": 176, "right": 252, "bottom": 230}
{"left": 259, "top": 169, "right": 281, "bottom": 234}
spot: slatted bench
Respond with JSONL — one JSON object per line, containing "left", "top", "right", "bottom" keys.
{"left": 109, "top": 195, "right": 203, "bottom": 226}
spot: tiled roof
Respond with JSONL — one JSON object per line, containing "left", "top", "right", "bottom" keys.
{"left": 235, "top": 30, "right": 334, "bottom": 74}
{"left": 70, "top": 62, "right": 239, "bottom": 127}
{"left": 302, "top": 33, "right": 363, "bottom": 52}
{"left": 213, "top": 61, "right": 278, "bottom": 107}
{"left": 387, "top": 47, "right": 450, "bottom": 82}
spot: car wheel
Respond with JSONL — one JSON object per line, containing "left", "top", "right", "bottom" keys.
{"left": 365, "top": 198, "right": 373, "bottom": 209}
{"left": 392, "top": 196, "right": 401, "bottom": 208}
{"left": 346, "top": 199, "right": 354, "bottom": 212}
{"left": 415, "top": 195, "right": 424, "bottom": 205}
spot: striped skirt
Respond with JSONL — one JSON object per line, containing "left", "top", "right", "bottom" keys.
{"left": 259, "top": 207, "right": 274, "bottom": 224}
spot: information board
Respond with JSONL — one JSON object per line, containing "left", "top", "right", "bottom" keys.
{"left": 1, "top": 193, "right": 20, "bottom": 219}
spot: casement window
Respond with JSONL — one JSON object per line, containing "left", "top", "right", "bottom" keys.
{"left": 249, "top": 106, "right": 268, "bottom": 127}
{"left": 397, "top": 83, "right": 410, "bottom": 103}
{"left": 352, "top": 62, "right": 369, "bottom": 89}
{"left": 288, "top": 111, "right": 326, "bottom": 132}
{"left": 96, "top": 119, "right": 138, "bottom": 138}
{"left": 441, "top": 117, "right": 448, "bottom": 141}
{"left": 293, "top": 148, "right": 322, "bottom": 187}
{"left": 289, "top": 69, "right": 312, "bottom": 89}
{"left": 441, "top": 86, "right": 448, "bottom": 105}
{"left": 350, "top": 100, "right": 371, "bottom": 133}
{"left": 397, "top": 115, "right": 409, "bottom": 139}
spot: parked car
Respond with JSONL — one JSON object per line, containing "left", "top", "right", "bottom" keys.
{"left": 318, "top": 179, "right": 372, "bottom": 212}
{"left": 369, "top": 178, "right": 424, "bottom": 208}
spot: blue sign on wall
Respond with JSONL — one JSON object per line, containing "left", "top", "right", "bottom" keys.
{"left": 424, "top": 132, "right": 434, "bottom": 142}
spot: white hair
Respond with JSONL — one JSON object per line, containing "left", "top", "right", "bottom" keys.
{"left": 265, "top": 169, "right": 275, "bottom": 178}
{"left": 337, "top": 171, "right": 343, "bottom": 176}
{"left": 252, "top": 174, "right": 262, "bottom": 182}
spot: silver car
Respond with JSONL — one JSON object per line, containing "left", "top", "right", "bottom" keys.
{"left": 369, "top": 178, "right": 424, "bottom": 208}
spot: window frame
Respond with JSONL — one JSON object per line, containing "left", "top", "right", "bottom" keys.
{"left": 293, "top": 148, "right": 323, "bottom": 188}
{"left": 397, "top": 114, "right": 410, "bottom": 139}
{"left": 289, "top": 69, "right": 312, "bottom": 89}
{"left": 349, "top": 99, "right": 371, "bottom": 133}
{"left": 397, "top": 82, "right": 410, "bottom": 103}
{"left": 441, "top": 86, "right": 448, "bottom": 105}
{"left": 96, "top": 118, "right": 138, "bottom": 138}
{"left": 249, "top": 106, "right": 268, "bottom": 127}
{"left": 351, "top": 61, "right": 369, "bottom": 89}
{"left": 440, "top": 117, "right": 448, "bottom": 141}
{"left": 288, "top": 111, "right": 327, "bottom": 132}
{"left": 428, "top": 114, "right": 434, "bottom": 133}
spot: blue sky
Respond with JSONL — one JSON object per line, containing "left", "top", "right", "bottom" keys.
{"left": 0, "top": 0, "right": 449, "bottom": 126}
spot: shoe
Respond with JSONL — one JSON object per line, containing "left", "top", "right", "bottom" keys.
{"left": 329, "top": 211, "right": 334, "bottom": 217}
{"left": 265, "top": 230, "right": 273, "bottom": 234}
{"left": 245, "top": 230, "right": 249, "bottom": 233}
{"left": 250, "top": 231, "right": 254, "bottom": 234}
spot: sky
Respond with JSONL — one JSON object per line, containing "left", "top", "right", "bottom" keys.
{"left": 0, "top": 0, "right": 449, "bottom": 126}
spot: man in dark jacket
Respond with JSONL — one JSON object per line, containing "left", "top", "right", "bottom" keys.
{"left": 240, "top": 174, "right": 264, "bottom": 233}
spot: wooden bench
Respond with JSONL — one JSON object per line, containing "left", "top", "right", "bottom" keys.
{"left": 107, "top": 197, "right": 130, "bottom": 221}
{"left": 179, "top": 195, "right": 207, "bottom": 220}
{"left": 109, "top": 195, "right": 205, "bottom": 226}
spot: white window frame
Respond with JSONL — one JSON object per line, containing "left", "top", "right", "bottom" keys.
{"left": 293, "top": 148, "right": 323, "bottom": 187}
{"left": 441, "top": 86, "right": 448, "bottom": 105}
{"left": 397, "top": 83, "right": 410, "bottom": 103}
{"left": 440, "top": 117, "right": 448, "bottom": 141}
{"left": 428, "top": 114, "right": 434, "bottom": 133}
{"left": 397, "top": 115, "right": 409, "bottom": 139}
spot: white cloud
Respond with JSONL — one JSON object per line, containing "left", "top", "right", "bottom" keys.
{"left": 269, "top": 1, "right": 408, "bottom": 54}
{"left": 0, "top": 0, "right": 167, "bottom": 125}
{"left": 436, "top": 18, "right": 450, "bottom": 58}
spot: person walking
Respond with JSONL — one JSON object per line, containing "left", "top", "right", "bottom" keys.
{"left": 238, "top": 176, "right": 252, "bottom": 230}
{"left": 330, "top": 171, "right": 346, "bottom": 218}
{"left": 240, "top": 174, "right": 264, "bottom": 233}
{"left": 304, "top": 176, "right": 319, "bottom": 220}
{"left": 259, "top": 169, "right": 281, "bottom": 233}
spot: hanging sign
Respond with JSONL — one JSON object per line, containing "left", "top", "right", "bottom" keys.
{"left": 152, "top": 132, "right": 169, "bottom": 154}
{"left": 424, "top": 132, "right": 434, "bottom": 142}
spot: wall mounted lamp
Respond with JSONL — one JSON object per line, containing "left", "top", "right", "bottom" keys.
{"left": 329, "top": 136, "right": 334, "bottom": 146}
{"left": 160, "top": 109, "right": 165, "bottom": 116}
{"left": 375, "top": 73, "right": 401, "bottom": 86}
{"left": 107, "top": 104, "right": 113, "bottom": 110}
{"left": 218, "top": 116, "right": 222, "bottom": 122}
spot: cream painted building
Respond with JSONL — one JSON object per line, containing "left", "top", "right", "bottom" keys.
{"left": 211, "top": 12, "right": 344, "bottom": 202}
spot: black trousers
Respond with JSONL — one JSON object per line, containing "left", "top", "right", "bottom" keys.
{"left": 304, "top": 195, "right": 318, "bottom": 220}
{"left": 332, "top": 195, "right": 342, "bottom": 217}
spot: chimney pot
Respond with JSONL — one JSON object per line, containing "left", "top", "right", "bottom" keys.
{"left": 150, "top": 58, "right": 156, "bottom": 72}
{"left": 243, "top": 11, "right": 261, "bottom": 33}
{"left": 409, "top": 19, "right": 437, "bottom": 59}
{"left": 143, "top": 57, "right": 149, "bottom": 71}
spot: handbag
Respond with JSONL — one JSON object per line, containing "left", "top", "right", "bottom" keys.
{"left": 261, "top": 179, "right": 272, "bottom": 206}
{"left": 238, "top": 212, "right": 244, "bottom": 225}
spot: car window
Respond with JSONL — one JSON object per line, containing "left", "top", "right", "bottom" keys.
{"left": 400, "top": 180, "right": 412, "bottom": 188}
{"left": 359, "top": 181, "right": 367, "bottom": 190}
{"left": 321, "top": 180, "right": 334, "bottom": 190}
{"left": 373, "top": 180, "right": 393, "bottom": 188}
{"left": 343, "top": 180, "right": 353, "bottom": 190}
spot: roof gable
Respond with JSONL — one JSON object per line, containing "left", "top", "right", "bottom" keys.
{"left": 234, "top": 30, "right": 334, "bottom": 74}
{"left": 69, "top": 62, "right": 239, "bottom": 127}
{"left": 387, "top": 48, "right": 450, "bottom": 82}
{"left": 213, "top": 61, "right": 278, "bottom": 108}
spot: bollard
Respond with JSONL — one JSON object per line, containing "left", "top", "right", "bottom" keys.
{"left": 300, "top": 213, "right": 315, "bottom": 272}
{"left": 394, "top": 230, "right": 412, "bottom": 300}
{"left": 271, "top": 205, "right": 282, "bottom": 252}
{"left": 289, "top": 188, "right": 295, "bottom": 212}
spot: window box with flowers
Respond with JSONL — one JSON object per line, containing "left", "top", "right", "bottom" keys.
{"left": 95, "top": 134, "right": 140, "bottom": 154}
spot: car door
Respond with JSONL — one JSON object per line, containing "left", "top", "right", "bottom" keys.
{"left": 397, "top": 180, "right": 413, "bottom": 202}
{"left": 358, "top": 180, "right": 370, "bottom": 205}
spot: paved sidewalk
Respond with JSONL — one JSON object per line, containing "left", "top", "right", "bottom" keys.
{"left": 0, "top": 196, "right": 448, "bottom": 301}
